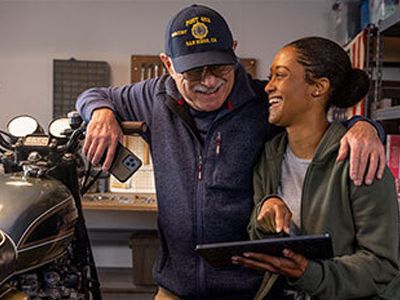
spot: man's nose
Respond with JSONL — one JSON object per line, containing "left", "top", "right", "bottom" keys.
{"left": 200, "top": 69, "right": 219, "bottom": 87}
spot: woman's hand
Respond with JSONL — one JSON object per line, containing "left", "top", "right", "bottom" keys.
{"left": 232, "top": 249, "right": 308, "bottom": 279}
{"left": 257, "top": 197, "right": 292, "bottom": 234}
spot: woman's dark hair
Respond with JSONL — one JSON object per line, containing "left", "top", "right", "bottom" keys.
{"left": 286, "top": 37, "right": 370, "bottom": 109}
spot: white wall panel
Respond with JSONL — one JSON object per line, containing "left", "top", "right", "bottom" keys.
{"left": 0, "top": 0, "right": 332, "bottom": 128}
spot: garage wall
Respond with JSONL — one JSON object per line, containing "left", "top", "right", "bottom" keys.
{"left": 0, "top": 0, "right": 333, "bottom": 129}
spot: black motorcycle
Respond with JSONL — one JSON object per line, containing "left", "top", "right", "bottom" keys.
{"left": 0, "top": 113, "right": 145, "bottom": 299}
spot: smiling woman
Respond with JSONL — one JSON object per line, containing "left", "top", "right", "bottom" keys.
{"left": 266, "top": 47, "right": 316, "bottom": 129}
{"left": 234, "top": 37, "right": 400, "bottom": 300}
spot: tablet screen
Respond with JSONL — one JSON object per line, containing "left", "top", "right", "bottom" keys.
{"left": 195, "top": 234, "right": 333, "bottom": 268}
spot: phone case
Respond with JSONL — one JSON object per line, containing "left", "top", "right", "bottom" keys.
{"left": 107, "top": 142, "right": 142, "bottom": 183}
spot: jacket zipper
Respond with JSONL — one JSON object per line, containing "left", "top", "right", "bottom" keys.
{"left": 196, "top": 152, "right": 206, "bottom": 297}
{"left": 197, "top": 154, "right": 203, "bottom": 180}
{"left": 196, "top": 129, "right": 226, "bottom": 297}
{"left": 215, "top": 131, "right": 222, "bottom": 156}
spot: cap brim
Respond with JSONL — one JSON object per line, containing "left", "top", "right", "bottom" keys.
{"left": 172, "top": 50, "right": 237, "bottom": 73}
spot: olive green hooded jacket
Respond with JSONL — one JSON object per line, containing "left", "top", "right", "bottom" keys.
{"left": 249, "top": 122, "right": 400, "bottom": 300}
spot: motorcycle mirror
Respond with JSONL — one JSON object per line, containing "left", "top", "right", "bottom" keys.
{"left": 48, "top": 117, "right": 71, "bottom": 138}
{"left": 7, "top": 115, "right": 43, "bottom": 137}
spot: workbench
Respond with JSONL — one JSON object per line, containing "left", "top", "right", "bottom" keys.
{"left": 83, "top": 192, "right": 157, "bottom": 212}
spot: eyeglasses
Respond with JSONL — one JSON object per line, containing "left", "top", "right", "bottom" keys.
{"left": 182, "top": 64, "right": 235, "bottom": 82}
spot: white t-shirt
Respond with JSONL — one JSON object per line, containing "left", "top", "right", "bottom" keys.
{"left": 277, "top": 146, "right": 311, "bottom": 300}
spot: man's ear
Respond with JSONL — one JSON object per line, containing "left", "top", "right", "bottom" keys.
{"left": 311, "top": 77, "right": 330, "bottom": 98}
{"left": 159, "top": 53, "right": 174, "bottom": 75}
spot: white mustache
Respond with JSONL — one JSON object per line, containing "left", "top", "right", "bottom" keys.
{"left": 193, "top": 80, "right": 225, "bottom": 94}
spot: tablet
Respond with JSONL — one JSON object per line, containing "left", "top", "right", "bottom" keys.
{"left": 195, "top": 233, "right": 333, "bottom": 268}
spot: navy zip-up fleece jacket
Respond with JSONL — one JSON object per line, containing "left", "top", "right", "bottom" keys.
{"left": 76, "top": 65, "right": 280, "bottom": 299}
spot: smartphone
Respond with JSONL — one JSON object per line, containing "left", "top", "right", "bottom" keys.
{"left": 104, "top": 142, "right": 142, "bottom": 183}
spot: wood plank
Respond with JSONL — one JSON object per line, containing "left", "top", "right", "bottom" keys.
{"left": 83, "top": 193, "right": 157, "bottom": 212}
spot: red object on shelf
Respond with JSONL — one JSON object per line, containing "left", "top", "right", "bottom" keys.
{"left": 386, "top": 134, "right": 400, "bottom": 193}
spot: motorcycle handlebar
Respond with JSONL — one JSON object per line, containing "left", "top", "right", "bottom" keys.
{"left": 120, "top": 121, "right": 147, "bottom": 135}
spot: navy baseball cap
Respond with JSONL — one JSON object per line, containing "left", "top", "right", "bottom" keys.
{"left": 165, "top": 4, "right": 237, "bottom": 73}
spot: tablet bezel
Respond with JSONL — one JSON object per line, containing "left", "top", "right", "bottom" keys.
{"left": 195, "top": 233, "right": 333, "bottom": 268}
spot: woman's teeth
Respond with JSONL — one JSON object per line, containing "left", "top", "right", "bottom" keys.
{"left": 269, "top": 97, "right": 283, "bottom": 105}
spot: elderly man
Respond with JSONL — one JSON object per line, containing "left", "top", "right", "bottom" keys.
{"left": 76, "top": 4, "right": 385, "bottom": 300}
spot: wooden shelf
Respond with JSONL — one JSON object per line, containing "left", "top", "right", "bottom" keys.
{"left": 371, "top": 105, "right": 400, "bottom": 121}
{"left": 380, "top": 7, "right": 400, "bottom": 36}
{"left": 83, "top": 192, "right": 157, "bottom": 212}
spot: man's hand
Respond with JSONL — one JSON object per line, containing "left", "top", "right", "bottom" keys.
{"left": 337, "top": 121, "right": 385, "bottom": 186}
{"left": 83, "top": 108, "right": 123, "bottom": 172}
{"left": 232, "top": 249, "right": 308, "bottom": 279}
{"left": 257, "top": 197, "right": 292, "bottom": 234}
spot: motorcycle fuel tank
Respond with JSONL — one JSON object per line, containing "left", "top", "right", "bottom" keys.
{"left": 0, "top": 173, "right": 78, "bottom": 284}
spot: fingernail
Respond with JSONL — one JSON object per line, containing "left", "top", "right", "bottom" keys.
{"left": 243, "top": 252, "right": 250, "bottom": 257}
{"left": 354, "top": 180, "right": 361, "bottom": 186}
{"left": 366, "top": 179, "right": 372, "bottom": 185}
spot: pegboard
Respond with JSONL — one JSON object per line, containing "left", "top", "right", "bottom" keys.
{"left": 53, "top": 58, "right": 110, "bottom": 118}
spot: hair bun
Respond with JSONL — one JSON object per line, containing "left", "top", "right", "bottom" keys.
{"left": 333, "top": 69, "right": 370, "bottom": 108}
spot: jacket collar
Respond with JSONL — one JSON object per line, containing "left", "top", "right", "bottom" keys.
{"left": 312, "top": 121, "right": 346, "bottom": 163}
{"left": 265, "top": 121, "right": 346, "bottom": 164}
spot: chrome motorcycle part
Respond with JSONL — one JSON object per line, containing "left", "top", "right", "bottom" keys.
{"left": 67, "top": 111, "right": 82, "bottom": 130}
{"left": 27, "top": 152, "right": 42, "bottom": 163}
{"left": 22, "top": 151, "right": 48, "bottom": 177}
